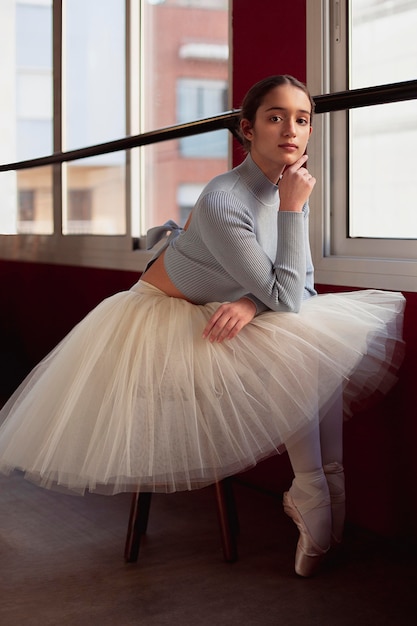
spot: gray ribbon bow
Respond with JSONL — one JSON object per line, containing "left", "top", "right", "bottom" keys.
{"left": 146, "top": 220, "right": 183, "bottom": 250}
{"left": 144, "top": 220, "right": 184, "bottom": 272}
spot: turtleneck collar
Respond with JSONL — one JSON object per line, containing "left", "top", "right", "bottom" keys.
{"left": 236, "top": 153, "right": 279, "bottom": 207}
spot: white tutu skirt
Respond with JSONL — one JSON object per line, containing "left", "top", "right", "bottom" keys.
{"left": 0, "top": 282, "right": 405, "bottom": 494}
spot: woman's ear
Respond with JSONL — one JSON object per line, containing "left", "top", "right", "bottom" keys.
{"left": 240, "top": 118, "right": 253, "bottom": 141}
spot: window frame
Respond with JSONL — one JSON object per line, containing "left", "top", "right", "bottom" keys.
{"left": 306, "top": 0, "right": 417, "bottom": 292}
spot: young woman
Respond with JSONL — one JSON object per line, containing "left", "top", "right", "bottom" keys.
{"left": 0, "top": 75, "right": 405, "bottom": 577}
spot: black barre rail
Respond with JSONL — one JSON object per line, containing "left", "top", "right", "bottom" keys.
{"left": 1, "top": 79, "right": 416, "bottom": 172}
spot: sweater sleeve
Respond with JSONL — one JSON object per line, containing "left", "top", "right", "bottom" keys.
{"left": 246, "top": 203, "right": 316, "bottom": 313}
{"left": 197, "top": 191, "right": 307, "bottom": 313}
{"left": 302, "top": 201, "right": 317, "bottom": 300}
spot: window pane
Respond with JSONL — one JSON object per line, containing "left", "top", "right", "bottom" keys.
{"left": 63, "top": 0, "right": 126, "bottom": 235}
{"left": 16, "top": 167, "right": 53, "bottom": 234}
{"left": 64, "top": 0, "right": 125, "bottom": 149}
{"left": 0, "top": 167, "right": 53, "bottom": 235}
{"left": 349, "top": 0, "right": 417, "bottom": 238}
{"left": 142, "top": 141, "right": 222, "bottom": 230}
{"left": 139, "top": 0, "right": 229, "bottom": 234}
{"left": 16, "top": 2, "right": 52, "bottom": 68}
{"left": 350, "top": 0, "right": 417, "bottom": 88}
{"left": 177, "top": 78, "right": 228, "bottom": 158}
{"left": 350, "top": 101, "right": 417, "bottom": 238}
{"left": 0, "top": 0, "right": 53, "bottom": 234}
{"left": 64, "top": 155, "right": 126, "bottom": 235}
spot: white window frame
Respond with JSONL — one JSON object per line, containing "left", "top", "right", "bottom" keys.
{"left": 306, "top": 0, "right": 417, "bottom": 291}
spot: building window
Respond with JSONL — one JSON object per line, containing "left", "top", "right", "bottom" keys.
{"left": 68, "top": 189, "right": 92, "bottom": 222}
{"left": 16, "top": 180, "right": 53, "bottom": 235}
{"left": 18, "top": 189, "right": 35, "bottom": 222}
{"left": 177, "top": 183, "right": 205, "bottom": 225}
{"left": 177, "top": 78, "right": 228, "bottom": 158}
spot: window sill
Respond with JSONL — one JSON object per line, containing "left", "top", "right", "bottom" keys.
{"left": 0, "top": 234, "right": 153, "bottom": 273}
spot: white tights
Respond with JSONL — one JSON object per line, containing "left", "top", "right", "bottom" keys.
{"left": 285, "top": 391, "right": 344, "bottom": 549}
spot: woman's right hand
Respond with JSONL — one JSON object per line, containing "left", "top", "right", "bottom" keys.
{"left": 278, "top": 155, "right": 316, "bottom": 212}
{"left": 202, "top": 297, "right": 257, "bottom": 343}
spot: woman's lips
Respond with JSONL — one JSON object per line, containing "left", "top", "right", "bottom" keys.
{"left": 279, "top": 143, "right": 298, "bottom": 152}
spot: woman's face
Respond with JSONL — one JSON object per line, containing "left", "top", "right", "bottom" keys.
{"left": 240, "top": 84, "right": 312, "bottom": 182}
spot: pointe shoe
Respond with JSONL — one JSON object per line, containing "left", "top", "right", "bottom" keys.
{"left": 283, "top": 491, "right": 330, "bottom": 577}
{"left": 324, "top": 462, "right": 345, "bottom": 546}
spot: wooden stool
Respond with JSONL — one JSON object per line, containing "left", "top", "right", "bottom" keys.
{"left": 124, "top": 477, "right": 239, "bottom": 563}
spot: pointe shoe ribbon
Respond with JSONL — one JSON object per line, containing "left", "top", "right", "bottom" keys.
{"left": 283, "top": 491, "right": 330, "bottom": 577}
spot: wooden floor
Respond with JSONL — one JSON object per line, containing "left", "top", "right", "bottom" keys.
{"left": 0, "top": 471, "right": 415, "bottom": 625}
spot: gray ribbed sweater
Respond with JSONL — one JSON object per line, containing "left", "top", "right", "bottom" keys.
{"left": 147, "top": 154, "right": 316, "bottom": 314}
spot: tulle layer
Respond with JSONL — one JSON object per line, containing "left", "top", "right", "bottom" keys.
{"left": 0, "top": 282, "right": 405, "bottom": 494}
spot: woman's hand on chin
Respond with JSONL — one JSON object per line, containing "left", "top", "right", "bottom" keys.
{"left": 278, "top": 155, "right": 316, "bottom": 212}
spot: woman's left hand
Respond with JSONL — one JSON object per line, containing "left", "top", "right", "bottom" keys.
{"left": 202, "top": 297, "right": 257, "bottom": 343}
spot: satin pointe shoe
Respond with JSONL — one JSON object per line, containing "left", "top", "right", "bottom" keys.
{"left": 283, "top": 490, "right": 330, "bottom": 578}
{"left": 324, "top": 462, "right": 346, "bottom": 546}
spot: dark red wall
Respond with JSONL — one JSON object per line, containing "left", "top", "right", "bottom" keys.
{"left": 2, "top": 263, "right": 138, "bottom": 360}
{"left": 232, "top": 0, "right": 306, "bottom": 165}
{"left": 232, "top": 0, "right": 306, "bottom": 101}
{"left": 0, "top": 0, "right": 415, "bottom": 539}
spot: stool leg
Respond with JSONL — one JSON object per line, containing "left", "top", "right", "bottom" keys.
{"left": 214, "top": 478, "right": 238, "bottom": 563}
{"left": 124, "top": 491, "right": 152, "bottom": 563}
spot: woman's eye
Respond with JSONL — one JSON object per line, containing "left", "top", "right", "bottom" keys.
{"left": 270, "top": 116, "right": 282, "bottom": 122}
{"left": 298, "top": 118, "right": 309, "bottom": 125}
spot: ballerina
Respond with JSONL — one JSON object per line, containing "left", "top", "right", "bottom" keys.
{"left": 0, "top": 75, "right": 405, "bottom": 577}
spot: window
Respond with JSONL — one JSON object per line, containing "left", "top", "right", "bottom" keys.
{"left": 0, "top": 0, "right": 230, "bottom": 270}
{"left": 66, "top": 189, "right": 93, "bottom": 234}
{"left": 348, "top": 0, "right": 417, "bottom": 240}
{"left": 138, "top": 0, "right": 229, "bottom": 234}
{"left": 307, "top": 0, "right": 417, "bottom": 291}
{"left": 17, "top": 175, "right": 53, "bottom": 235}
{"left": 177, "top": 78, "right": 228, "bottom": 158}
{"left": 177, "top": 183, "right": 205, "bottom": 225}
{"left": 16, "top": 0, "right": 52, "bottom": 162}
{"left": 10, "top": 0, "right": 53, "bottom": 234}
{"left": 18, "top": 190, "right": 35, "bottom": 221}
{"left": 63, "top": 0, "right": 126, "bottom": 236}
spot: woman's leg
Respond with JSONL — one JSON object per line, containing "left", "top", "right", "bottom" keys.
{"left": 285, "top": 421, "right": 331, "bottom": 551}
{"left": 284, "top": 392, "right": 345, "bottom": 574}
{"left": 319, "top": 390, "right": 343, "bottom": 465}
{"left": 319, "top": 390, "right": 346, "bottom": 544}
